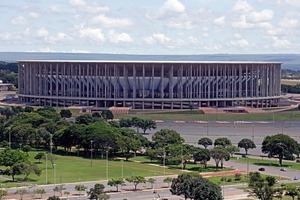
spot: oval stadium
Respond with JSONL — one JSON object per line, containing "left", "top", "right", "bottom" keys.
{"left": 18, "top": 60, "right": 281, "bottom": 109}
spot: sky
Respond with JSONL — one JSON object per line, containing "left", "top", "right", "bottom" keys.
{"left": 0, "top": 0, "right": 299, "bottom": 54}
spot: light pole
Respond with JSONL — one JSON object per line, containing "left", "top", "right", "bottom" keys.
{"left": 45, "top": 153, "right": 48, "bottom": 184}
{"left": 163, "top": 148, "right": 166, "bottom": 176}
{"left": 90, "top": 140, "right": 93, "bottom": 167}
{"left": 106, "top": 150, "right": 108, "bottom": 179}
{"left": 252, "top": 124, "right": 254, "bottom": 142}
{"left": 206, "top": 123, "right": 209, "bottom": 136}
{"left": 53, "top": 163, "right": 56, "bottom": 196}
{"left": 121, "top": 159, "right": 124, "bottom": 178}
{"left": 50, "top": 134, "right": 53, "bottom": 154}
{"left": 8, "top": 132, "right": 11, "bottom": 148}
{"left": 181, "top": 146, "right": 183, "bottom": 172}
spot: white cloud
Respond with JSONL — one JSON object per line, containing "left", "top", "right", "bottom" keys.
{"left": 144, "top": 33, "right": 171, "bottom": 45}
{"left": 29, "top": 12, "right": 40, "bottom": 19}
{"left": 71, "top": 49, "right": 90, "bottom": 53}
{"left": 69, "top": 0, "right": 86, "bottom": 7}
{"left": 279, "top": 18, "right": 298, "bottom": 28}
{"left": 50, "top": 5, "right": 62, "bottom": 13}
{"left": 167, "top": 20, "right": 195, "bottom": 29}
{"left": 108, "top": 30, "right": 133, "bottom": 43}
{"left": 284, "top": 0, "right": 300, "bottom": 7}
{"left": 229, "top": 38, "right": 250, "bottom": 48}
{"left": 48, "top": 33, "right": 71, "bottom": 43}
{"left": 36, "top": 28, "right": 49, "bottom": 38}
{"left": 81, "top": 5, "right": 109, "bottom": 14}
{"left": 79, "top": 27, "right": 105, "bottom": 42}
{"left": 150, "top": 0, "right": 185, "bottom": 19}
{"left": 11, "top": 16, "right": 28, "bottom": 25}
{"left": 231, "top": 15, "right": 254, "bottom": 29}
{"left": 232, "top": 0, "right": 253, "bottom": 13}
{"left": 91, "top": 15, "right": 132, "bottom": 28}
{"left": 272, "top": 37, "right": 292, "bottom": 48}
{"left": 214, "top": 15, "right": 226, "bottom": 27}
{"left": 0, "top": 32, "right": 22, "bottom": 41}
{"left": 246, "top": 10, "right": 274, "bottom": 23}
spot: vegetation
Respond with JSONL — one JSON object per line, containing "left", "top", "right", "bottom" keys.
{"left": 170, "top": 173, "right": 222, "bottom": 200}
{"left": 238, "top": 138, "right": 256, "bottom": 155}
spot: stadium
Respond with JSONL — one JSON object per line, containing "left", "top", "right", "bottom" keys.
{"left": 18, "top": 60, "right": 281, "bottom": 109}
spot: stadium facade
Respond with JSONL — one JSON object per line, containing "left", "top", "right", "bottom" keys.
{"left": 18, "top": 60, "right": 281, "bottom": 109}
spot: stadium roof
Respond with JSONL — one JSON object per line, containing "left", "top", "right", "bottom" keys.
{"left": 18, "top": 60, "right": 282, "bottom": 64}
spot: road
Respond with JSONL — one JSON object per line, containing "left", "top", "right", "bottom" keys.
{"left": 146, "top": 120, "right": 300, "bottom": 155}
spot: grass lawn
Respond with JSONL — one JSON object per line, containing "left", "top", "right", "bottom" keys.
{"left": 231, "top": 157, "right": 300, "bottom": 170}
{"left": 115, "top": 111, "right": 300, "bottom": 121}
{"left": 130, "top": 156, "right": 232, "bottom": 173}
{"left": 0, "top": 152, "right": 182, "bottom": 188}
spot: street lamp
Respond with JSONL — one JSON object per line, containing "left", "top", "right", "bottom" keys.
{"left": 106, "top": 150, "right": 108, "bottom": 179}
{"left": 121, "top": 159, "right": 124, "bottom": 178}
{"left": 45, "top": 153, "right": 48, "bottom": 184}
{"left": 53, "top": 163, "right": 56, "bottom": 185}
{"left": 252, "top": 124, "right": 254, "bottom": 142}
{"left": 90, "top": 140, "right": 93, "bottom": 167}
{"left": 163, "top": 148, "right": 166, "bottom": 176}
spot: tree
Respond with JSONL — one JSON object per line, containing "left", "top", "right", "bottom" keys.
{"left": 163, "top": 177, "right": 173, "bottom": 188}
{"left": 47, "top": 196, "right": 60, "bottom": 200}
{"left": 262, "top": 134, "right": 299, "bottom": 166}
{"left": 47, "top": 154, "right": 57, "bottom": 169}
{"left": 23, "top": 162, "right": 41, "bottom": 180}
{"left": 116, "top": 136, "right": 141, "bottom": 160}
{"left": 147, "top": 178, "right": 156, "bottom": 189}
{"left": 34, "top": 152, "right": 45, "bottom": 163}
{"left": 88, "top": 183, "right": 109, "bottom": 200}
{"left": 193, "top": 148, "right": 210, "bottom": 168}
{"left": 119, "top": 118, "right": 132, "bottom": 128}
{"left": 107, "top": 178, "right": 125, "bottom": 192}
{"left": 53, "top": 184, "right": 66, "bottom": 197}
{"left": 225, "top": 145, "right": 240, "bottom": 157}
{"left": 238, "top": 139, "right": 256, "bottom": 155}
{"left": 285, "top": 186, "right": 299, "bottom": 200}
{"left": 75, "top": 114, "right": 95, "bottom": 125}
{"left": 210, "top": 147, "right": 230, "bottom": 168}
{"left": 0, "top": 189, "right": 7, "bottom": 200}
{"left": 125, "top": 176, "right": 146, "bottom": 191}
{"left": 75, "top": 184, "right": 87, "bottom": 196}
{"left": 16, "top": 188, "right": 28, "bottom": 200}
{"left": 152, "top": 129, "right": 184, "bottom": 148}
{"left": 138, "top": 119, "right": 157, "bottom": 134}
{"left": 198, "top": 137, "right": 213, "bottom": 149}
{"left": 170, "top": 173, "right": 222, "bottom": 200}
{"left": 34, "top": 188, "right": 46, "bottom": 199}
{"left": 214, "top": 137, "right": 232, "bottom": 148}
{"left": 24, "top": 106, "right": 34, "bottom": 113}
{"left": 0, "top": 148, "right": 28, "bottom": 167}
{"left": 248, "top": 172, "right": 276, "bottom": 200}
{"left": 21, "top": 145, "right": 32, "bottom": 154}
{"left": 60, "top": 109, "right": 72, "bottom": 118}
{"left": 101, "top": 110, "right": 114, "bottom": 121}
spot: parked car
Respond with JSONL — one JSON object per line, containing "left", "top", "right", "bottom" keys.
{"left": 280, "top": 168, "right": 287, "bottom": 171}
{"left": 258, "top": 167, "right": 265, "bottom": 171}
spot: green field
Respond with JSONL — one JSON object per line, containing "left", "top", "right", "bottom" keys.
{"left": 231, "top": 157, "right": 300, "bottom": 170}
{"left": 115, "top": 111, "right": 300, "bottom": 121}
{"left": 0, "top": 152, "right": 183, "bottom": 188}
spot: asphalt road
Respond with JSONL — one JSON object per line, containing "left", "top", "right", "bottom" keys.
{"left": 146, "top": 120, "right": 300, "bottom": 155}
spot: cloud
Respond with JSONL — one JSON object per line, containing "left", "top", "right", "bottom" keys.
{"left": 231, "top": 15, "right": 254, "bottom": 29}
{"left": 272, "top": 37, "right": 292, "bottom": 48}
{"left": 11, "top": 16, "right": 28, "bottom": 25}
{"left": 69, "top": 0, "right": 86, "bottom": 7}
{"left": 29, "top": 12, "right": 40, "bottom": 19}
{"left": 36, "top": 28, "right": 49, "bottom": 38}
{"left": 279, "top": 18, "right": 298, "bottom": 28}
{"left": 246, "top": 10, "right": 274, "bottom": 23}
{"left": 167, "top": 20, "right": 195, "bottom": 29}
{"left": 149, "top": 0, "right": 185, "bottom": 19}
{"left": 284, "top": 0, "right": 300, "bottom": 7}
{"left": 91, "top": 14, "right": 132, "bottom": 28}
{"left": 144, "top": 33, "right": 171, "bottom": 45}
{"left": 108, "top": 30, "right": 133, "bottom": 43}
{"left": 79, "top": 27, "right": 105, "bottom": 42}
{"left": 232, "top": 0, "right": 253, "bottom": 13}
{"left": 48, "top": 33, "right": 72, "bottom": 43}
{"left": 229, "top": 38, "right": 250, "bottom": 48}
{"left": 214, "top": 15, "right": 226, "bottom": 27}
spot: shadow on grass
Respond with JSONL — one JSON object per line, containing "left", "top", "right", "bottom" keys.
{"left": 253, "top": 162, "right": 292, "bottom": 168}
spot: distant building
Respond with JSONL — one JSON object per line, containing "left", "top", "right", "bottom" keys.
{"left": 18, "top": 60, "right": 281, "bottom": 109}
{"left": 0, "top": 83, "right": 14, "bottom": 91}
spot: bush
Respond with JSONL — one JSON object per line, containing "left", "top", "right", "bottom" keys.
{"left": 226, "top": 178, "right": 232, "bottom": 182}
{"left": 220, "top": 177, "right": 227, "bottom": 182}
{"left": 234, "top": 173, "right": 242, "bottom": 181}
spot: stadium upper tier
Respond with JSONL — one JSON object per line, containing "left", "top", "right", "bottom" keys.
{"left": 18, "top": 60, "right": 281, "bottom": 109}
